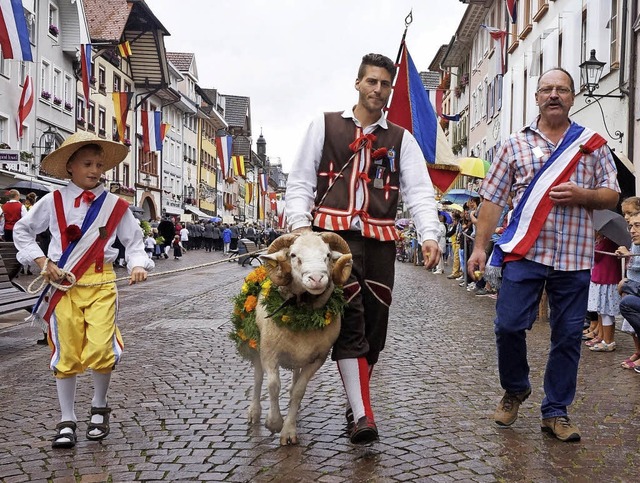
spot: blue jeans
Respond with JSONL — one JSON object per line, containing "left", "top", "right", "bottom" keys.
{"left": 495, "top": 259, "right": 590, "bottom": 419}
{"left": 619, "top": 295, "right": 640, "bottom": 337}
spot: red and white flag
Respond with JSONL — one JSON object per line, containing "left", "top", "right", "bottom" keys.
{"left": 16, "top": 75, "right": 33, "bottom": 139}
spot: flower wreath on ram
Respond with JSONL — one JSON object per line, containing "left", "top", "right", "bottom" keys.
{"left": 229, "top": 266, "right": 347, "bottom": 355}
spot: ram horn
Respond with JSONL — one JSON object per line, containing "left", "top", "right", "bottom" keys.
{"left": 318, "top": 232, "right": 351, "bottom": 254}
{"left": 267, "top": 233, "right": 300, "bottom": 254}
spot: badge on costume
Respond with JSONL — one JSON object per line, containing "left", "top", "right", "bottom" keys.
{"left": 388, "top": 148, "right": 397, "bottom": 172}
{"left": 374, "top": 166, "right": 385, "bottom": 189}
{"left": 99, "top": 226, "right": 108, "bottom": 240}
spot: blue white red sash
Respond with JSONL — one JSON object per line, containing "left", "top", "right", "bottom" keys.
{"left": 27, "top": 190, "right": 129, "bottom": 326}
{"left": 489, "top": 123, "right": 607, "bottom": 268}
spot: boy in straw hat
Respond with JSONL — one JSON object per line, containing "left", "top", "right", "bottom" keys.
{"left": 13, "top": 131, "right": 154, "bottom": 449}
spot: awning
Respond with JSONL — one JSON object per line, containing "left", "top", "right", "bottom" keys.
{"left": 184, "top": 204, "right": 210, "bottom": 219}
{"left": 164, "top": 206, "right": 184, "bottom": 215}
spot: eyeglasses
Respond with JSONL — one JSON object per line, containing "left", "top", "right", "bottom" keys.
{"left": 537, "top": 86, "right": 573, "bottom": 95}
{"left": 628, "top": 222, "right": 640, "bottom": 231}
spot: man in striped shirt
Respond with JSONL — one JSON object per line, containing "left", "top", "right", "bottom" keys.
{"left": 468, "top": 68, "right": 619, "bottom": 442}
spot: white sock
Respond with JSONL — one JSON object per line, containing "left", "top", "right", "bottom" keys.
{"left": 90, "top": 372, "right": 111, "bottom": 435}
{"left": 56, "top": 376, "right": 77, "bottom": 438}
{"left": 337, "top": 358, "right": 373, "bottom": 422}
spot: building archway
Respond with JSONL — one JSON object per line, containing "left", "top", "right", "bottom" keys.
{"left": 139, "top": 193, "right": 157, "bottom": 221}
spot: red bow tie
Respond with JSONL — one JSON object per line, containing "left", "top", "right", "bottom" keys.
{"left": 74, "top": 190, "right": 96, "bottom": 208}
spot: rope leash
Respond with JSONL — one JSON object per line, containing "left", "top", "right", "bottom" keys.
{"left": 26, "top": 248, "right": 267, "bottom": 294}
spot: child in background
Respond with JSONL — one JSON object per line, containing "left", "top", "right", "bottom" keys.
{"left": 615, "top": 196, "right": 640, "bottom": 368}
{"left": 173, "top": 234, "right": 183, "bottom": 260}
{"left": 144, "top": 233, "right": 156, "bottom": 259}
{"left": 586, "top": 232, "right": 622, "bottom": 352}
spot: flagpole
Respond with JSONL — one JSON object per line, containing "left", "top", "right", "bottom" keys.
{"left": 394, "top": 10, "right": 413, "bottom": 66}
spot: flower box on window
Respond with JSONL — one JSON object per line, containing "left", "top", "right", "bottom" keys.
{"left": 53, "top": 96, "right": 62, "bottom": 105}
{"left": 98, "top": 128, "right": 106, "bottom": 137}
{"left": 123, "top": 138, "right": 131, "bottom": 147}
{"left": 49, "top": 25, "right": 59, "bottom": 37}
{"left": 64, "top": 101, "right": 73, "bottom": 111}
{"left": 77, "top": 118, "right": 85, "bottom": 126}
{"left": 87, "top": 122, "right": 95, "bottom": 131}
{"left": 90, "top": 76, "right": 96, "bottom": 85}
{"left": 99, "top": 83, "right": 106, "bottom": 93}
{"left": 41, "top": 91, "right": 51, "bottom": 100}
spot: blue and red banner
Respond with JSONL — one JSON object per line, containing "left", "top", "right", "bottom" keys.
{"left": 0, "top": 0, "right": 33, "bottom": 61}
{"left": 215, "top": 135, "right": 232, "bottom": 180}
{"left": 387, "top": 42, "right": 459, "bottom": 192}
{"left": 141, "top": 110, "right": 169, "bottom": 152}
{"left": 80, "top": 44, "right": 92, "bottom": 102}
{"left": 506, "top": 0, "right": 517, "bottom": 24}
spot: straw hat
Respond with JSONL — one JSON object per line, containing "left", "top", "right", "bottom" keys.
{"left": 40, "top": 130, "right": 129, "bottom": 179}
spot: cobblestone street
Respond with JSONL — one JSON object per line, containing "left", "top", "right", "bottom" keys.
{"left": 1, "top": 249, "right": 639, "bottom": 482}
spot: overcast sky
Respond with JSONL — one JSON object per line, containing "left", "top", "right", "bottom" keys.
{"left": 149, "top": 0, "right": 468, "bottom": 172}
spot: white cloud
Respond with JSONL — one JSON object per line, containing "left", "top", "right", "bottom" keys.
{"left": 149, "top": 0, "right": 467, "bottom": 171}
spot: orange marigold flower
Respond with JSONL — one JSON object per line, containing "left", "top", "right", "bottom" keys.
{"left": 238, "top": 329, "right": 247, "bottom": 341}
{"left": 324, "top": 311, "right": 332, "bottom": 326}
{"left": 244, "top": 295, "right": 258, "bottom": 312}
{"left": 248, "top": 339, "right": 258, "bottom": 349}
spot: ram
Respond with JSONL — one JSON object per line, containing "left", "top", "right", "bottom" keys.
{"left": 232, "top": 232, "right": 352, "bottom": 445}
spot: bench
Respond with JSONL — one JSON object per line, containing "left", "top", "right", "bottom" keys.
{"left": 228, "top": 238, "right": 263, "bottom": 267}
{"left": 0, "top": 242, "right": 39, "bottom": 315}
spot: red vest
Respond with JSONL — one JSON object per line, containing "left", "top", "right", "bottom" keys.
{"left": 2, "top": 201, "right": 23, "bottom": 230}
{"left": 313, "top": 112, "right": 404, "bottom": 241}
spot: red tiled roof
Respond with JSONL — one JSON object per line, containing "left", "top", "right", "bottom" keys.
{"left": 167, "top": 52, "right": 194, "bottom": 72}
{"left": 84, "top": 0, "right": 131, "bottom": 42}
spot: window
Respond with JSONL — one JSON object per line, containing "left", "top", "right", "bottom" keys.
{"left": 610, "top": 0, "right": 619, "bottom": 67}
{"left": 20, "top": 61, "right": 29, "bottom": 84}
{"left": 113, "top": 73, "right": 121, "bottom": 92}
{"left": 76, "top": 96, "right": 85, "bottom": 122}
{"left": 112, "top": 117, "right": 119, "bottom": 140}
{"left": 52, "top": 67, "right": 61, "bottom": 101}
{"left": 98, "top": 106, "right": 106, "bottom": 136}
{"left": 63, "top": 74, "right": 72, "bottom": 104}
{"left": 48, "top": 2, "right": 59, "bottom": 37}
{"left": 98, "top": 65, "right": 106, "bottom": 92}
{"left": 0, "top": 115, "right": 8, "bottom": 144}
{"left": 124, "top": 81, "right": 131, "bottom": 92}
{"left": 0, "top": 48, "right": 8, "bottom": 77}
{"left": 40, "top": 60, "right": 50, "bottom": 98}
{"left": 88, "top": 102, "right": 96, "bottom": 130}
{"left": 122, "top": 163, "right": 130, "bottom": 186}
{"left": 19, "top": 126, "right": 28, "bottom": 151}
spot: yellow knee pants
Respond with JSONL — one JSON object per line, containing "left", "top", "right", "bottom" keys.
{"left": 48, "top": 264, "right": 123, "bottom": 378}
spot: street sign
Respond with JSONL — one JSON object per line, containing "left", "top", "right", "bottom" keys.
{"left": 0, "top": 150, "right": 20, "bottom": 170}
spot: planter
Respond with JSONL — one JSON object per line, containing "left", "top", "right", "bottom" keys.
{"left": 87, "top": 122, "right": 95, "bottom": 131}
{"left": 64, "top": 102, "right": 73, "bottom": 111}
{"left": 123, "top": 139, "right": 131, "bottom": 147}
{"left": 77, "top": 118, "right": 85, "bottom": 127}
{"left": 41, "top": 91, "right": 51, "bottom": 100}
{"left": 49, "top": 25, "right": 59, "bottom": 37}
{"left": 98, "top": 128, "right": 106, "bottom": 137}
{"left": 53, "top": 97, "right": 62, "bottom": 106}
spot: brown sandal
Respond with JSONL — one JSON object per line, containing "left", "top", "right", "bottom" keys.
{"left": 86, "top": 406, "right": 111, "bottom": 441}
{"left": 52, "top": 421, "right": 77, "bottom": 449}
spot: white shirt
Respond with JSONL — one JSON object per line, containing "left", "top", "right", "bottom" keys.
{"left": 180, "top": 227, "right": 189, "bottom": 241}
{"left": 13, "top": 182, "right": 153, "bottom": 272}
{"left": 285, "top": 108, "right": 440, "bottom": 243}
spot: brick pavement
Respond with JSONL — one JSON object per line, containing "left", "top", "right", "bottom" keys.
{"left": 1, "top": 248, "right": 639, "bottom": 482}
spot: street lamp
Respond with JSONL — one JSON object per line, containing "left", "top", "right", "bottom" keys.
{"left": 578, "top": 49, "right": 625, "bottom": 141}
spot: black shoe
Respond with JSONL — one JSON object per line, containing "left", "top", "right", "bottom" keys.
{"left": 36, "top": 334, "right": 48, "bottom": 345}
{"left": 345, "top": 408, "right": 354, "bottom": 432}
{"left": 350, "top": 416, "right": 379, "bottom": 444}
